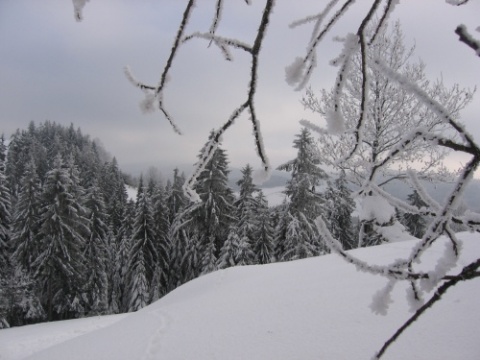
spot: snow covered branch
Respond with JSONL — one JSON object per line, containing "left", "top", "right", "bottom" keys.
{"left": 179, "top": 1, "right": 273, "bottom": 202}
{"left": 72, "top": 0, "right": 89, "bottom": 22}
{"left": 374, "top": 258, "right": 480, "bottom": 359}
{"left": 70, "top": 1, "right": 479, "bottom": 357}
{"left": 124, "top": 0, "right": 274, "bottom": 202}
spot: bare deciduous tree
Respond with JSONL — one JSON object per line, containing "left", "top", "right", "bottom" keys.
{"left": 302, "top": 21, "right": 474, "bottom": 188}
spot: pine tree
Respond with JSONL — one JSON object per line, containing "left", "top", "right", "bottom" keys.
{"left": 217, "top": 227, "right": 241, "bottom": 269}
{"left": 79, "top": 141, "right": 102, "bottom": 189}
{"left": 199, "top": 235, "right": 217, "bottom": 275}
{"left": 402, "top": 190, "right": 428, "bottom": 238}
{"left": 233, "top": 164, "right": 258, "bottom": 266}
{"left": 127, "top": 249, "right": 149, "bottom": 312}
{"left": 34, "top": 154, "right": 89, "bottom": 321}
{"left": 5, "top": 129, "right": 33, "bottom": 197}
{"left": 0, "top": 135, "right": 12, "bottom": 328}
{"left": 10, "top": 158, "right": 44, "bottom": 325}
{"left": 167, "top": 168, "right": 187, "bottom": 223}
{"left": 83, "top": 178, "right": 110, "bottom": 315}
{"left": 126, "top": 176, "right": 157, "bottom": 311}
{"left": 188, "top": 134, "right": 235, "bottom": 274}
{"left": 111, "top": 199, "right": 135, "bottom": 313}
{"left": 324, "top": 170, "right": 356, "bottom": 250}
{"left": 11, "top": 158, "right": 42, "bottom": 272}
{"left": 253, "top": 191, "right": 274, "bottom": 265}
{"left": 100, "top": 158, "right": 128, "bottom": 236}
{"left": 280, "top": 128, "right": 327, "bottom": 216}
{"left": 167, "top": 168, "right": 194, "bottom": 289}
{"left": 169, "top": 229, "right": 200, "bottom": 288}
{"left": 0, "top": 134, "right": 12, "bottom": 273}
{"left": 150, "top": 182, "right": 171, "bottom": 298}
{"left": 272, "top": 202, "right": 289, "bottom": 262}
{"left": 5, "top": 265, "right": 45, "bottom": 327}
{"left": 282, "top": 213, "right": 317, "bottom": 260}
{"left": 276, "top": 128, "right": 328, "bottom": 261}
{"left": 235, "top": 234, "right": 256, "bottom": 266}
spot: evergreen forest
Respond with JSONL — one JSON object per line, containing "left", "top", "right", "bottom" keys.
{"left": 0, "top": 121, "right": 437, "bottom": 327}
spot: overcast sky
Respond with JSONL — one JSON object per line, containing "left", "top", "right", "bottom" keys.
{"left": 1, "top": 1, "right": 479, "bottom": 178}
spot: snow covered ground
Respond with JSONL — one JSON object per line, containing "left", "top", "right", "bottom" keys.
{"left": 1, "top": 233, "right": 479, "bottom": 360}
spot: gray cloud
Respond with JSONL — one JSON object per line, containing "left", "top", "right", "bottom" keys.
{"left": 1, "top": 0, "right": 479, "bottom": 178}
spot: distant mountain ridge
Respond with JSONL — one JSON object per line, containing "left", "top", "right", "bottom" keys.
{"left": 126, "top": 162, "right": 480, "bottom": 212}
{"left": 233, "top": 169, "right": 480, "bottom": 212}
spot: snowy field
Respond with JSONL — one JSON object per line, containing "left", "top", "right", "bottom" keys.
{"left": 1, "top": 233, "right": 479, "bottom": 360}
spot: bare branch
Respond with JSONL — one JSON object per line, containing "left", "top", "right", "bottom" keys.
{"left": 368, "top": 0, "right": 399, "bottom": 45}
{"left": 455, "top": 25, "right": 480, "bottom": 57}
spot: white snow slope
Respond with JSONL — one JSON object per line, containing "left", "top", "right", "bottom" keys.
{"left": 1, "top": 233, "right": 479, "bottom": 360}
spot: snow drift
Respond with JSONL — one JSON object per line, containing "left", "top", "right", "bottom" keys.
{"left": 1, "top": 233, "right": 479, "bottom": 360}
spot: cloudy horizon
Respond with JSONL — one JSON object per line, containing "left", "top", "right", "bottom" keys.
{"left": 1, "top": 1, "right": 479, "bottom": 178}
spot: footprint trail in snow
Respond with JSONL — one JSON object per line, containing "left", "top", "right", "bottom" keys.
{"left": 142, "top": 308, "right": 172, "bottom": 360}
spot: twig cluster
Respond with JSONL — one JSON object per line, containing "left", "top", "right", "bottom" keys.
{"left": 124, "top": 0, "right": 274, "bottom": 202}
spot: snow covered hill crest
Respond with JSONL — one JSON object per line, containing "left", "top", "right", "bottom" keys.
{"left": 1, "top": 233, "right": 479, "bottom": 360}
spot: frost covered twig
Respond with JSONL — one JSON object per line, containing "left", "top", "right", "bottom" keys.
{"left": 315, "top": 216, "right": 430, "bottom": 281}
{"left": 455, "top": 25, "right": 480, "bottom": 57}
{"left": 374, "top": 258, "right": 480, "bottom": 359}
{"left": 182, "top": 102, "right": 248, "bottom": 202}
{"left": 286, "top": 0, "right": 355, "bottom": 91}
{"left": 182, "top": 32, "right": 252, "bottom": 61}
{"left": 182, "top": 0, "right": 274, "bottom": 201}
{"left": 124, "top": 0, "right": 274, "bottom": 202}
{"left": 123, "top": 0, "right": 197, "bottom": 136}
{"left": 72, "top": 0, "right": 89, "bottom": 22}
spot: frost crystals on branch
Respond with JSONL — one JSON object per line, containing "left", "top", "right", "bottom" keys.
{"left": 124, "top": 0, "right": 274, "bottom": 202}
{"left": 72, "top": 0, "right": 89, "bottom": 22}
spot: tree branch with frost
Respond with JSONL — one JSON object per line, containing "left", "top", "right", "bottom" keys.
{"left": 367, "top": 56, "right": 480, "bottom": 262}
{"left": 455, "top": 25, "right": 480, "bottom": 57}
{"left": 286, "top": 0, "right": 355, "bottom": 91}
{"left": 372, "top": 57, "right": 479, "bottom": 153}
{"left": 209, "top": 0, "right": 224, "bottom": 37}
{"left": 346, "top": 0, "right": 385, "bottom": 161}
{"left": 374, "top": 258, "right": 480, "bottom": 359}
{"left": 180, "top": 0, "right": 275, "bottom": 201}
{"left": 315, "top": 216, "right": 431, "bottom": 281}
{"left": 123, "top": 0, "right": 197, "bottom": 137}
{"left": 124, "top": 0, "right": 275, "bottom": 202}
{"left": 446, "top": 0, "right": 471, "bottom": 6}
{"left": 72, "top": 0, "right": 89, "bottom": 22}
{"left": 182, "top": 32, "right": 252, "bottom": 60}
{"left": 368, "top": 0, "right": 399, "bottom": 45}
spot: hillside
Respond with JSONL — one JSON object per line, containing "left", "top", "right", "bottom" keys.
{"left": 1, "top": 233, "right": 479, "bottom": 360}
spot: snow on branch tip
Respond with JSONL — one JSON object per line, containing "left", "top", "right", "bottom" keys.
{"left": 72, "top": 0, "right": 89, "bottom": 22}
